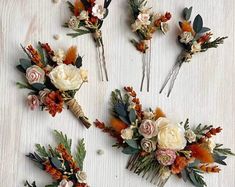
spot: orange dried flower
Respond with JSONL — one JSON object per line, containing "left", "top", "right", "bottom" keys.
{"left": 45, "top": 91, "right": 64, "bottom": 117}
{"left": 64, "top": 46, "right": 77, "bottom": 65}
{"left": 199, "top": 164, "right": 221, "bottom": 173}
{"left": 136, "top": 41, "right": 148, "bottom": 53}
{"left": 27, "top": 45, "right": 44, "bottom": 67}
{"left": 154, "top": 107, "right": 166, "bottom": 119}
{"left": 171, "top": 156, "right": 189, "bottom": 174}
{"left": 74, "top": 0, "right": 85, "bottom": 16}
{"left": 44, "top": 161, "right": 63, "bottom": 180}
{"left": 110, "top": 118, "right": 128, "bottom": 133}
{"left": 179, "top": 21, "right": 194, "bottom": 33}
{"left": 187, "top": 144, "right": 214, "bottom": 163}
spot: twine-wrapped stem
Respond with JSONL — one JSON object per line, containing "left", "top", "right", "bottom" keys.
{"left": 66, "top": 98, "right": 92, "bottom": 129}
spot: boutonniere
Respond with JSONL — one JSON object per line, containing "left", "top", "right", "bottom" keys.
{"left": 24, "top": 130, "right": 89, "bottom": 187}
{"left": 65, "top": 0, "right": 112, "bottom": 81}
{"left": 129, "top": 0, "right": 171, "bottom": 91}
{"left": 160, "top": 7, "right": 227, "bottom": 97}
{"left": 16, "top": 42, "right": 92, "bottom": 128}
{"left": 95, "top": 86, "right": 234, "bottom": 187}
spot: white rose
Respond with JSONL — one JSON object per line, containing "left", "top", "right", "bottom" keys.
{"left": 79, "top": 10, "right": 89, "bottom": 20}
{"left": 58, "top": 179, "right": 73, "bottom": 187}
{"left": 191, "top": 41, "right": 201, "bottom": 53}
{"left": 131, "top": 20, "right": 142, "bottom": 32}
{"left": 141, "top": 138, "right": 156, "bottom": 153}
{"left": 52, "top": 49, "right": 65, "bottom": 64}
{"left": 49, "top": 64, "right": 83, "bottom": 91}
{"left": 157, "top": 117, "right": 187, "bottom": 150}
{"left": 160, "top": 22, "right": 169, "bottom": 34}
{"left": 121, "top": 127, "right": 134, "bottom": 140}
{"left": 79, "top": 68, "right": 88, "bottom": 82}
{"left": 179, "top": 31, "right": 194, "bottom": 44}
{"left": 137, "top": 13, "right": 151, "bottom": 25}
{"left": 26, "top": 65, "right": 45, "bottom": 85}
{"left": 68, "top": 16, "right": 80, "bottom": 30}
{"left": 76, "top": 171, "right": 87, "bottom": 183}
{"left": 185, "top": 129, "right": 196, "bottom": 143}
{"left": 92, "top": 4, "right": 106, "bottom": 19}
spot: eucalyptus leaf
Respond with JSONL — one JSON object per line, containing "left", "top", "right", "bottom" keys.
{"left": 193, "top": 14, "right": 203, "bottom": 33}
{"left": 198, "top": 27, "right": 210, "bottom": 34}
{"left": 183, "top": 7, "right": 193, "bottom": 21}
{"left": 16, "top": 65, "right": 26, "bottom": 73}
{"left": 122, "top": 146, "right": 139, "bottom": 155}
{"left": 125, "top": 139, "right": 138, "bottom": 149}
{"left": 31, "top": 83, "right": 46, "bottom": 91}
{"left": 128, "top": 109, "right": 136, "bottom": 123}
{"left": 50, "top": 157, "right": 62, "bottom": 170}
{"left": 75, "top": 56, "right": 83, "bottom": 68}
{"left": 20, "top": 58, "right": 32, "bottom": 70}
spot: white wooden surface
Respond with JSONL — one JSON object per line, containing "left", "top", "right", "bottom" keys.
{"left": 0, "top": 0, "right": 234, "bottom": 186}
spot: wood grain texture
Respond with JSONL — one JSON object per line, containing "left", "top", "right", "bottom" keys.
{"left": 0, "top": 0, "right": 234, "bottom": 186}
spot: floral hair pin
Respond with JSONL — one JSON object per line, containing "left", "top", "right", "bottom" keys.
{"left": 16, "top": 42, "right": 92, "bottom": 128}
{"left": 65, "top": 0, "right": 112, "bottom": 81}
{"left": 24, "top": 130, "right": 89, "bottom": 187}
{"left": 129, "top": 0, "right": 171, "bottom": 91}
{"left": 95, "top": 86, "right": 234, "bottom": 187}
{"left": 159, "top": 7, "right": 227, "bottom": 97}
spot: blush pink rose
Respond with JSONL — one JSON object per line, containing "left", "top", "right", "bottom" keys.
{"left": 26, "top": 65, "right": 45, "bottom": 85}
{"left": 27, "top": 95, "right": 40, "bottom": 110}
{"left": 138, "top": 120, "right": 157, "bottom": 138}
{"left": 156, "top": 149, "right": 176, "bottom": 166}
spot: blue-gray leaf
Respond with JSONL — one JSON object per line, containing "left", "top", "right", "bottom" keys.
{"left": 125, "top": 139, "right": 138, "bottom": 149}
{"left": 31, "top": 83, "right": 46, "bottom": 91}
{"left": 122, "top": 146, "right": 139, "bottom": 155}
{"left": 20, "top": 58, "right": 32, "bottom": 70}
{"left": 128, "top": 109, "right": 136, "bottom": 123}
{"left": 193, "top": 14, "right": 203, "bottom": 33}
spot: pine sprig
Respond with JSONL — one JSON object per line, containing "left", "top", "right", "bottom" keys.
{"left": 214, "top": 144, "right": 235, "bottom": 156}
{"left": 201, "top": 36, "right": 228, "bottom": 51}
{"left": 75, "top": 139, "right": 86, "bottom": 170}
{"left": 193, "top": 124, "right": 213, "bottom": 137}
{"left": 186, "top": 167, "right": 207, "bottom": 187}
{"left": 54, "top": 130, "right": 72, "bottom": 154}
{"left": 35, "top": 144, "right": 49, "bottom": 158}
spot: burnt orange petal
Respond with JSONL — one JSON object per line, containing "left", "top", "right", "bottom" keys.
{"left": 188, "top": 144, "right": 214, "bottom": 163}
{"left": 155, "top": 107, "right": 166, "bottom": 119}
{"left": 64, "top": 46, "right": 77, "bottom": 65}
{"left": 74, "top": 0, "right": 84, "bottom": 16}
{"left": 110, "top": 118, "right": 128, "bottom": 133}
{"left": 180, "top": 21, "right": 194, "bottom": 33}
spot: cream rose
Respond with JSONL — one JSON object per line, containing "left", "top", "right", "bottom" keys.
{"left": 79, "top": 68, "right": 88, "bottom": 82}
{"left": 92, "top": 4, "right": 106, "bottom": 19}
{"left": 191, "top": 41, "right": 201, "bottom": 53}
{"left": 157, "top": 117, "right": 187, "bottom": 150}
{"left": 58, "top": 179, "right": 73, "bottom": 187}
{"left": 49, "top": 64, "right": 83, "bottom": 91}
{"left": 76, "top": 171, "right": 87, "bottom": 183}
{"left": 179, "top": 31, "right": 194, "bottom": 44}
{"left": 207, "top": 139, "right": 216, "bottom": 153}
{"left": 68, "top": 16, "right": 80, "bottom": 30}
{"left": 185, "top": 129, "right": 196, "bottom": 143}
{"left": 26, "top": 65, "right": 45, "bottom": 84}
{"left": 138, "top": 120, "right": 158, "bottom": 138}
{"left": 141, "top": 138, "right": 156, "bottom": 153}
{"left": 137, "top": 13, "right": 151, "bottom": 25}
{"left": 121, "top": 127, "right": 134, "bottom": 140}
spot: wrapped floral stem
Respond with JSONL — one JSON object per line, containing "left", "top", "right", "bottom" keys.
{"left": 159, "top": 7, "right": 227, "bottom": 97}
{"left": 96, "top": 86, "right": 234, "bottom": 187}
{"left": 24, "top": 130, "right": 89, "bottom": 187}
{"left": 65, "top": 98, "right": 91, "bottom": 129}
{"left": 16, "top": 42, "right": 91, "bottom": 129}
{"left": 129, "top": 0, "right": 171, "bottom": 92}
{"left": 66, "top": 0, "right": 112, "bottom": 81}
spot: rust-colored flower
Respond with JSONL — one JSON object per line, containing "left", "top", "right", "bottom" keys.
{"left": 44, "top": 161, "right": 63, "bottom": 180}
{"left": 41, "top": 43, "right": 54, "bottom": 56}
{"left": 44, "top": 91, "right": 64, "bottom": 117}
{"left": 27, "top": 45, "right": 44, "bottom": 68}
{"left": 199, "top": 164, "right": 221, "bottom": 173}
{"left": 197, "top": 33, "right": 212, "bottom": 44}
{"left": 136, "top": 41, "right": 148, "bottom": 53}
{"left": 171, "top": 156, "right": 189, "bottom": 174}
{"left": 165, "top": 12, "right": 172, "bottom": 20}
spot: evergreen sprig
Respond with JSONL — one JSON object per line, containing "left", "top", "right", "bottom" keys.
{"left": 214, "top": 144, "right": 235, "bottom": 156}
{"left": 54, "top": 130, "right": 72, "bottom": 154}
{"left": 201, "top": 37, "right": 228, "bottom": 51}
{"left": 75, "top": 139, "right": 86, "bottom": 170}
{"left": 193, "top": 124, "right": 213, "bottom": 137}
{"left": 186, "top": 167, "right": 207, "bottom": 187}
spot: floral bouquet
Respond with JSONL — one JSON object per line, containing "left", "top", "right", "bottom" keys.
{"left": 159, "top": 7, "right": 227, "bottom": 97}
{"left": 65, "top": 0, "right": 112, "bottom": 81}
{"left": 95, "top": 86, "right": 234, "bottom": 187}
{"left": 16, "top": 42, "right": 92, "bottom": 128}
{"left": 24, "top": 130, "right": 89, "bottom": 187}
{"left": 129, "top": 0, "right": 171, "bottom": 91}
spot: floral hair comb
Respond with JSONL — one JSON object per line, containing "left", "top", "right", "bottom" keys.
{"left": 129, "top": 0, "right": 171, "bottom": 91}
{"left": 95, "top": 86, "right": 234, "bottom": 187}
{"left": 65, "top": 0, "right": 112, "bottom": 81}
{"left": 16, "top": 42, "right": 92, "bottom": 128}
{"left": 159, "top": 7, "right": 227, "bottom": 97}
{"left": 24, "top": 130, "right": 89, "bottom": 187}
